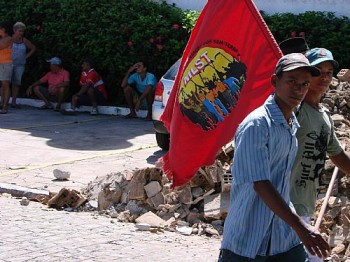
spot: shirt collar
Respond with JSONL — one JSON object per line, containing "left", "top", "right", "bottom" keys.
{"left": 265, "top": 94, "right": 300, "bottom": 132}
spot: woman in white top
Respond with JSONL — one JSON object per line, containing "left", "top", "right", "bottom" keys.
{"left": 11, "top": 22, "right": 36, "bottom": 108}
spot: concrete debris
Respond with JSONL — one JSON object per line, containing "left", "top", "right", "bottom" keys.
{"left": 48, "top": 188, "right": 86, "bottom": 208}
{"left": 53, "top": 169, "right": 71, "bottom": 180}
{"left": 19, "top": 197, "right": 30, "bottom": 206}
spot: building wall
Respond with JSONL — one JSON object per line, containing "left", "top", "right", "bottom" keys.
{"left": 164, "top": 0, "right": 350, "bottom": 17}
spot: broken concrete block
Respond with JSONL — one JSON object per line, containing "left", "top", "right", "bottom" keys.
{"left": 149, "top": 168, "right": 163, "bottom": 182}
{"left": 19, "top": 197, "right": 30, "bottom": 206}
{"left": 53, "top": 169, "right": 71, "bottom": 180}
{"left": 128, "top": 169, "right": 147, "bottom": 200}
{"left": 150, "top": 192, "right": 165, "bottom": 209}
{"left": 135, "top": 211, "right": 165, "bottom": 227}
{"left": 98, "top": 183, "right": 122, "bottom": 210}
{"left": 48, "top": 188, "right": 86, "bottom": 208}
{"left": 144, "top": 181, "right": 162, "bottom": 198}
{"left": 204, "top": 192, "right": 230, "bottom": 220}
{"left": 177, "top": 186, "right": 192, "bottom": 205}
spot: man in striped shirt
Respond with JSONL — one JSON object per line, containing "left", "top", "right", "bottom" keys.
{"left": 219, "top": 53, "right": 330, "bottom": 261}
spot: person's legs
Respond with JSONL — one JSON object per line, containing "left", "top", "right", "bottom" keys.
{"left": 55, "top": 86, "right": 69, "bottom": 111}
{"left": 145, "top": 89, "right": 154, "bottom": 120}
{"left": 122, "top": 85, "right": 136, "bottom": 117}
{"left": 0, "top": 63, "right": 13, "bottom": 113}
{"left": 34, "top": 86, "right": 53, "bottom": 108}
{"left": 11, "top": 65, "right": 25, "bottom": 107}
{"left": 0, "top": 81, "right": 10, "bottom": 113}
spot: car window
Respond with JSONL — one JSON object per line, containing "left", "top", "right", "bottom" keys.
{"left": 163, "top": 59, "right": 181, "bottom": 80}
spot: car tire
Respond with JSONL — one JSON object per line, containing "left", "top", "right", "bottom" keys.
{"left": 156, "top": 132, "right": 170, "bottom": 150}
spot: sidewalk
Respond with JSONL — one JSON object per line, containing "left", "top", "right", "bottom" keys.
{"left": 0, "top": 105, "right": 222, "bottom": 261}
{"left": 0, "top": 194, "right": 221, "bottom": 261}
{"left": 0, "top": 103, "right": 158, "bottom": 193}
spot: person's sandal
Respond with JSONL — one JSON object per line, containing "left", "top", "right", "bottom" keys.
{"left": 123, "top": 113, "right": 137, "bottom": 119}
{"left": 40, "top": 104, "right": 53, "bottom": 109}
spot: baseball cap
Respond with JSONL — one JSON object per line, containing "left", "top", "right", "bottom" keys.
{"left": 305, "top": 48, "right": 339, "bottom": 68}
{"left": 46, "top": 57, "right": 62, "bottom": 65}
{"left": 279, "top": 37, "right": 309, "bottom": 55}
{"left": 275, "top": 53, "right": 320, "bottom": 76}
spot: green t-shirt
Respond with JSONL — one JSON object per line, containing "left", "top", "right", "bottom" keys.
{"left": 290, "top": 103, "right": 342, "bottom": 217}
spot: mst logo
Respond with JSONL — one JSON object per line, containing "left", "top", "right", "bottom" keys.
{"left": 178, "top": 47, "right": 247, "bottom": 131}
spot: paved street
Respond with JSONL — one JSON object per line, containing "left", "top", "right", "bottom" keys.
{"left": 0, "top": 106, "right": 222, "bottom": 261}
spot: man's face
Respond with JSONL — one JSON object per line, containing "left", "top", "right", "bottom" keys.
{"left": 14, "top": 28, "right": 25, "bottom": 37}
{"left": 136, "top": 62, "right": 146, "bottom": 74}
{"left": 50, "top": 64, "right": 61, "bottom": 73}
{"left": 309, "top": 61, "right": 333, "bottom": 95}
{"left": 272, "top": 68, "right": 312, "bottom": 110}
{"left": 81, "top": 61, "right": 90, "bottom": 72}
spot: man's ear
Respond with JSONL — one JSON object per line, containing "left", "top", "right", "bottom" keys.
{"left": 271, "top": 74, "right": 277, "bottom": 88}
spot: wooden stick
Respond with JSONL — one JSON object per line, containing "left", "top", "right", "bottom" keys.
{"left": 314, "top": 144, "right": 345, "bottom": 231}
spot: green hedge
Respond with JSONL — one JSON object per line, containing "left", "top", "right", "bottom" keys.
{"left": 1, "top": 0, "right": 349, "bottom": 106}
{"left": 262, "top": 11, "right": 350, "bottom": 69}
{"left": 2, "top": 0, "right": 198, "bottom": 104}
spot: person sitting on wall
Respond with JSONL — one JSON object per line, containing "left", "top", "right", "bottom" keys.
{"left": 121, "top": 61, "right": 157, "bottom": 120}
{"left": 63, "top": 57, "right": 107, "bottom": 115}
{"left": 26, "top": 57, "right": 70, "bottom": 111}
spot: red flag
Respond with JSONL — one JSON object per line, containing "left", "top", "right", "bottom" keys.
{"left": 160, "top": 0, "right": 282, "bottom": 187}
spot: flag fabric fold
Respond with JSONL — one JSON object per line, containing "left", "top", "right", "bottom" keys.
{"left": 160, "top": 0, "right": 283, "bottom": 187}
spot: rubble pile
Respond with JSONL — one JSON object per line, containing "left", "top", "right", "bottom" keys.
{"left": 81, "top": 145, "right": 234, "bottom": 237}
{"left": 315, "top": 78, "right": 350, "bottom": 261}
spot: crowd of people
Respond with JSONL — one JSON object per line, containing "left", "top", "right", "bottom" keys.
{"left": 0, "top": 21, "right": 157, "bottom": 117}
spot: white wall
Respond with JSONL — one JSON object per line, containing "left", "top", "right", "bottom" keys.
{"left": 165, "top": 0, "right": 350, "bottom": 17}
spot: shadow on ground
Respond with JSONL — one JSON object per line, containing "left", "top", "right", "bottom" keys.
{"left": 0, "top": 106, "right": 156, "bottom": 151}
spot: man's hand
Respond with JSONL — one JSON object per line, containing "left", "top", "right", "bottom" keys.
{"left": 26, "top": 86, "right": 33, "bottom": 97}
{"left": 295, "top": 224, "right": 330, "bottom": 259}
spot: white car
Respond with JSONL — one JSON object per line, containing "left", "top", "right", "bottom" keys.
{"left": 152, "top": 59, "right": 181, "bottom": 150}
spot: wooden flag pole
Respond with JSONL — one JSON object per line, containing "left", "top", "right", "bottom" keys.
{"left": 314, "top": 144, "right": 345, "bottom": 231}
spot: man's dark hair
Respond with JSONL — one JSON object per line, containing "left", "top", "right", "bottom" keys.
{"left": 0, "top": 21, "right": 13, "bottom": 36}
{"left": 83, "top": 57, "right": 96, "bottom": 68}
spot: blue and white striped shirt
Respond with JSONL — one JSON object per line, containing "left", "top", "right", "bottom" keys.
{"left": 221, "top": 95, "right": 301, "bottom": 259}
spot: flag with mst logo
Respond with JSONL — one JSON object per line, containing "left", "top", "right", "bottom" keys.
{"left": 160, "top": 0, "right": 283, "bottom": 187}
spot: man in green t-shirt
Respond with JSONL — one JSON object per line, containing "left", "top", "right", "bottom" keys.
{"left": 290, "top": 48, "right": 350, "bottom": 262}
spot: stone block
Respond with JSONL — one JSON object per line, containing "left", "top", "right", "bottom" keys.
{"left": 150, "top": 192, "right": 165, "bottom": 209}
{"left": 128, "top": 169, "right": 147, "bottom": 200}
{"left": 204, "top": 192, "right": 230, "bottom": 220}
{"left": 135, "top": 211, "right": 165, "bottom": 227}
{"left": 337, "top": 69, "right": 350, "bottom": 82}
{"left": 144, "top": 181, "right": 162, "bottom": 198}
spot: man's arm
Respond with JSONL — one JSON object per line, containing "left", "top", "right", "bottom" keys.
{"left": 254, "top": 180, "right": 330, "bottom": 258}
{"left": 330, "top": 150, "right": 350, "bottom": 175}
{"left": 24, "top": 38, "right": 36, "bottom": 59}
{"left": 26, "top": 79, "right": 43, "bottom": 96}
{"left": 121, "top": 63, "right": 138, "bottom": 89}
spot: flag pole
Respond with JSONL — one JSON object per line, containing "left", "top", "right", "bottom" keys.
{"left": 314, "top": 144, "right": 345, "bottom": 231}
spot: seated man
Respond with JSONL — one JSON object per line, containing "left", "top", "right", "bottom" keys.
{"left": 64, "top": 57, "right": 107, "bottom": 115}
{"left": 26, "top": 57, "right": 70, "bottom": 111}
{"left": 121, "top": 61, "right": 157, "bottom": 120}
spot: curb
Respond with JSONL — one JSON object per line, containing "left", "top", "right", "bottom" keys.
{"left": 0, "top": 182, "right": 50, "bottom": 199}
{"left": 13, "top": 98, "right": 148, "bottom": 118}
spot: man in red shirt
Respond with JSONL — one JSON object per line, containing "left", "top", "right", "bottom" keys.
{"left": 26, "top": 57, "right": 70, "bottom": 111}
{"left": 64, "top": 57, "right": 107, "bottom": 115}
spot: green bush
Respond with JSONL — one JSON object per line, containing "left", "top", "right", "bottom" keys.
{"left": 1, "top": 0, "right": 349, "bottom": 106}
{"left": 262, "top": 11, "right": 350, "bottom": 69}
{"left": 1, "top": 0, "right": 199, "bottom": 105}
